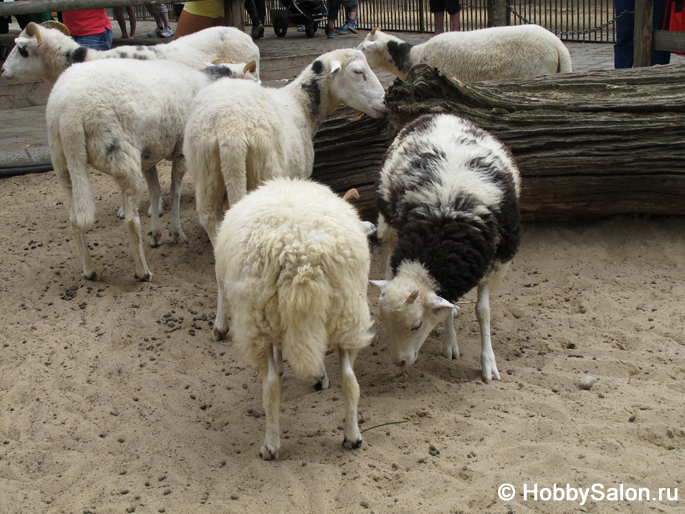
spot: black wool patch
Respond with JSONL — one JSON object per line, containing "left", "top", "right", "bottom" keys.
{"left": 117, "top": 51, "right": 128, "bottom": 59}
{"left": 492, "top": 186, "right": 521, "bottom": 264}
{"left": 141, "top": 148, "right": 151, "bottom": 160}
{"left": 300, "top": 78, "right": 321, "bottom": 119}
{"left": 311, "top": 59, "right": 325, "bottom": 75}
{"left": 201, "top": 66, "right": 237, "bottom": 81}
{"left": 386, "top": 40, "right": 414, "bottom": 74}
{"left": 395, "top": 114, "right": 436, "bottom": 146}
{"left": 64, "top": 46, "right": 88, "bottom": 68}
{"left": 391, "top": 215, "right": 496, "bottom": 302}
{"left": 106, "top": 139, "right": 120, "bottom": 156}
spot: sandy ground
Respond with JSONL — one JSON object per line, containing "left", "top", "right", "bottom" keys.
{"left": 0, "top": 162, "right": 684, "bottom": 514}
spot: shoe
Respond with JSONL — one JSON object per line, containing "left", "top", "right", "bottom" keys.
{"left": 346, "top": 22, "right": 358, "bottom": 34}
{"left": 326, "top": 29, "right": 335, "bottom": 38}
{"left": 160, "top": 26, "right": 174, "bottom": 38}
{"left": 297, "top": 25, "right": 306, "bottom": 32}
{"left": 147, "top": 26, "right": 163, "bottom": 38}
{"left": 251, "top": 23, "right": 264, "bottom": 39}
{"left": 338, "top": 23, "right": 350, "bottom": 35}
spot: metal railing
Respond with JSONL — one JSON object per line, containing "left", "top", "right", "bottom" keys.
{"left": 120, "top": 0, "right": 618, "bottom": 42}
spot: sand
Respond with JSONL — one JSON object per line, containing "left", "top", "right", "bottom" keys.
{"left": 0, "top": 163, "right": 683, "bottom": 514}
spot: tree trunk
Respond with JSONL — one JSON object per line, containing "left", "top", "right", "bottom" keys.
{"left": 313, "top": 64, "right": 685, "bottom": 222}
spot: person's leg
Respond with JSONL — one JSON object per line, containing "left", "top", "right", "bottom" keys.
{"left": 434, "top": 11, "right": 445, "bottom": 34}
{"left": 327, "top": 0, "right": 342, "bottom": 36}
{"left": 651, "top": 0, "right": 670, "bottom": 65}
{"left": 614, "top": 0, "right": 635, "bottom": 68}
{"left": 255, "top": 0, "right": 266, "bottom": 29}
{"left": 447, "top": 0, "right": 461, "bottom": 31}
{"left": 113, "top": 7, "right": 129, "bottom": 38}
{"left": 126, "top": 6, "right": 136, "bottom": 38}
{"left": 174, "top": 10, "right": 219, "bottom": 40}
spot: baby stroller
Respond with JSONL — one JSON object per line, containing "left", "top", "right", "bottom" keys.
{"left": 274, "top": 0, "right": 328, "bottom": 38}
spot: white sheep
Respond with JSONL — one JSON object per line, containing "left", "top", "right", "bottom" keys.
{"left": 183, "top": 48, "right": 386, "bottom": 339}
{"left": 1, "top": 21, "right": 261, "bottom": 86}
{"left": 214, "top": 178, "right": 373, "bottom": 460}
{"left": 370, "top": 113, "right": 521, "bottom": 383}
{"left": 358, "top": 25, "right": 572, "bottom": 81}
{"left": 47, "top": 58, "right": 257, "bottom": 282}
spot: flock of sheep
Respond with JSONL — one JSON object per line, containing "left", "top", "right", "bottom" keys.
{"left": 1, "top": 20, "right": 571, "bottom": 460}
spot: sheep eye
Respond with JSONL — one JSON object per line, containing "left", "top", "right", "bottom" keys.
{"left": 18, "top": 46, "right": 29, "bottom": 58}
{"left": 411, "top": 321, "right": 422, "bottom": 331}
{"left": 354, "top": 69, "right": 364, "bottom": 75}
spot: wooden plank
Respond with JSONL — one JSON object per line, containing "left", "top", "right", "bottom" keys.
{"left": 633, "top": 0, "right": 654, "bottom": 67}
{"left": 653, "top": 29, "right": 685, "bottom": 52}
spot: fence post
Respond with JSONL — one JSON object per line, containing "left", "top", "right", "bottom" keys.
{"left": 487, "top": 0, "right": 508, "bottom": 27}
{"left": 633, "top": 0, "right": 653, "bottom": 67}
{"left": 419, "top": 0, "right": 425, "bottom": 32}
{"left": 225, "top": 0, "right": 245, "bottom": 31}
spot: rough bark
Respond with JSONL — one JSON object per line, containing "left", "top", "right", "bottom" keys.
{"left": 313, "top": 63, "right": 685, "bottom": 222}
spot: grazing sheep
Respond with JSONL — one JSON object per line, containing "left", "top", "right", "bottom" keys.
{"left": 47, "top": 58, "right": 257, "bottom": 282}
{"left": 184, "top": 48, "right": 386, "bottom": 339}
{"left": 1, "top": 21, "right": 261, "bottom": 86}
{"left": 358, "top": 25, "right": 572, "bottom": 81}
{"left": 214, "top": 178, "right": 373, "bottom": 460}
{"left": 370, "top": 113, "right": 521, "bottom": 383}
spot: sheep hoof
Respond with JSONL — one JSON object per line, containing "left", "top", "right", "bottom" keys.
{"left": 260, "top": 445, "right": 280, "bottom": 461}
{"left": 482, "top": 367, "right": 502, "bottom": 384}
{"left": 343, "top": 437, "right": 363, "bottom": 450}
{"left": 314, "top": 376, "right": 330, "bottom": 391}
{"left": 171, "top": 230, "right": 188, "bottom": 244}
{"left": 84, "top": 270, "right": 99, "bottom": 281}
{"left": 117, "top": 206, "right": 125, "bottom": 219}
{"left": 213, "top": 326, "right": 229, "bottom": 341}
{"left": 444, "top": 347, "right": 459, "bottom": 360}
{"left": 149, "top": 232, "right": 163, "bottom": 248}
{"left": 135, "top": 271, "right": 152, "bottom": 282}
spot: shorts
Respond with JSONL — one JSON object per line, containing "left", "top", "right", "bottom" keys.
{"left": 72, "top": 27, "right": 112, "bottom": 51}
{"left": 430, "top": 0, "right": 462, "bottom": 14}
{"left": 341, "top": 0, "right": 358, "bottom": 11}
{"left": 146, "top": 3, "right": 169, "bottom": 16}
{"left": 183, "top": 0, "right": 225, "bottom": 18}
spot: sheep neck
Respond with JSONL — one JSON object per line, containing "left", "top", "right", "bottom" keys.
{"left": 285, "top": 71, "right": 335, "bottom": 138}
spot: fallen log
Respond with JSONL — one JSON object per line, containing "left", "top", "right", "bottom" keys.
{"left": 313, "top": 63, "right": 685, "bottom": 222}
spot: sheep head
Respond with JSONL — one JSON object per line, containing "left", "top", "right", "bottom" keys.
{"left": 1, "top": 23, "right": 50, "bottom": 82}
{"left": 371, "top": 272, "right": 457, "bottom": 369}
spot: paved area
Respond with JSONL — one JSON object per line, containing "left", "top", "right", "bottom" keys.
{"left": 0, "top": 18, "right": 682, "bottom": 170}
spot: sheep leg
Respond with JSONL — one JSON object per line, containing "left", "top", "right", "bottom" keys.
{"left": 168, "top": 155, "right": 187, "bottom": 244}
{"left": 339, "top": 348, "right": 362, "bottom": 450}
{"left": 314, "top": 362, "right": 330, "bottom": 391}
{"left": 70, "top": 222, "right": 99, "bottom": 281}
{"left": 142, "top": 165, "right": 163, "bottom": 247}
{"left": 260, "top": 345, "right": 281, "bottom": 461}
{"left": 443, "top": 308, "right": 459, "bottom": 360}
{"left": 212, "top": 265, "right": 229, "bottom": 341}
{"left": 274, "top": 347, "right": 285, "bottom": 382}
{"left": 476, "top": 281, "right": 500, "bottom": 383}
{"left": 120, "top": 191, "right": 152, "bottom": 282}
{"left": 196, "top": 190, "right": 224, "bottom": 248}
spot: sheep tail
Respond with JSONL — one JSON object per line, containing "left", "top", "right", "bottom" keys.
{"left": 279, "top": 263, "right": 331, "bottom": 380}
{"left": 60, "top": 119, "right": 96, "bottom": 230}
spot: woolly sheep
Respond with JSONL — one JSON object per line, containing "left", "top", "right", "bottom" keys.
{"left": 370, "top": 113, "right": 521, "bottom": 383}
{"left": 358, "top": 25, "right": 572, "bottom": 81}
{"left": 214, "top": 178, "right": 373, "bottom": 460}
{"left": 2, "top": 21, "right": 261, "bottom": 86}
{"left": 184, "top": 48, "right": 386, "bottom": 338}
{"left": 47, "top": 58, "right": 257, "bottom": 282}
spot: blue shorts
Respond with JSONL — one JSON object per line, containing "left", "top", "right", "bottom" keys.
{"left": 72, "top": 27, "right": 112, "bottom": 51}
{"left": 430, "top": 0, "right": 461, "bottom": 14}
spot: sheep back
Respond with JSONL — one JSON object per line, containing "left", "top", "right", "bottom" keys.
{"left": 377, "top": 113, "right": 521, "bottom": 301}
{"left": 214, "top": 178, "right": 373, "bottom": 379}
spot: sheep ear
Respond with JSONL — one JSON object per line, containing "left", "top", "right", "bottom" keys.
{"left": 243, "top": 59, "right": 257, "bottom": 74}
{"left": 426, "top": 293, "right": 456, "bottom": 311}
{"left": 369, "top": 280, "right": 390, "bottom": 290}
{"left": 41, "top": 20, "right": 70, "bottom": 36}
{"left": 362, "top": 41, "right": 381, "bottom": 52}
{"left": 371, "top": 26, "right": 382, "bottom": 35}
{"left": 330, "top": 60, "right": 342, "bottom": 75}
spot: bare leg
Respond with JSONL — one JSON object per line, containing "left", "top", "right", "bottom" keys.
{"left": 260, "top": 345, "right": 281, "bottom": 460}
{"left": 175, "top": 10, "right": 223, "bottom": 40}
{"left": 443, "top": 308, "right": 459, "bottom": 360}
{"left": 476, "top": 281, "right": 499, "bottom": 382}
{"left": 127, "top": 6, "right": 136, "bottom": 38}
{"left": 451, "top": 10, "right": 460, "bottom": 31}
{"left": 143, "top": 165, "right": 163, "bottom": 247}
{"left": 339, "top": 348, "right": 362, "bottom": 449}
{"left": 113, "top": 7, "right": 129, "bottom": 38}
{"left": 168, "top": 154, "right": 187, "bottom": 244}
{"left": 434, "top": 11, "right": 445, "bottom": 35}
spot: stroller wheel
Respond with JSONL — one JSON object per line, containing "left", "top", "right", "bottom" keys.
{"left": 274, "top": 17, "right": 288, "bottom": 37}
{"left": 305, "top": 22, "right": 317, "bottom": 38}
